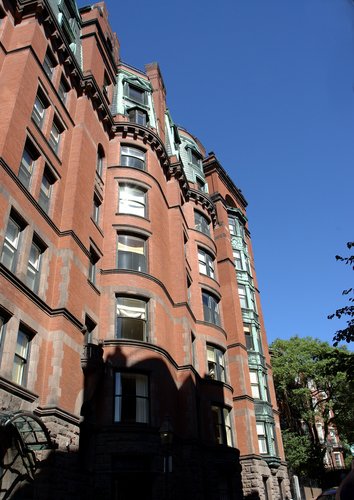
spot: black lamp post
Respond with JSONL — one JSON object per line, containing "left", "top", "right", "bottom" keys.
{"left": 159, "top": 416, "right": 174, "bottom": 499}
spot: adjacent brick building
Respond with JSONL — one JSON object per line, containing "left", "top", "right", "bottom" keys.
{"left": 0, "top": 1, "right": 290, "bottom": 498}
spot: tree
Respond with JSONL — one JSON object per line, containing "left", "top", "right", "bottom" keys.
{"left": 328, "top": 241, "right": 354, "bottom": 346}
{"left": 270, "top": 337, "right": 354, "bottom": 478}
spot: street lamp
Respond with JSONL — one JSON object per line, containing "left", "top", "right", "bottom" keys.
{"left": 159, "top": 416, "right": 174, "bottom": 499}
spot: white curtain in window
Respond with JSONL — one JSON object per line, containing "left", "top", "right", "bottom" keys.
{"left": 116, "top": 298, "right": 146, "bottom": 319}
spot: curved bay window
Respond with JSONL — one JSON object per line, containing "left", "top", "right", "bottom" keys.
{"left": 117, "top": 234, "right": 146, "bottom": 272}
{"left": 118, "top": 184, "right": 146, "bottom": 217}
{"left": 116, "top": 297, "right": 147, "bottom": 341}
{"left": 194, "top": 211, "right": 210, "bottom": 236}
{"left": 202, "top": 291, "right": 220, "bottom": 326}
{"left": 198, "top": 248, "right": 215, "bottom": 278}
{"left": 207, "top": 345, "right": 225, "bottom": 382}
{"left": 114, "top": 372, "right": 149, "bottom": 423}
{"left": 211, "top": 406, "right": 232, "bottom": 446}
{"left": 120, "top": 145, "right": 145, "bottom": 170}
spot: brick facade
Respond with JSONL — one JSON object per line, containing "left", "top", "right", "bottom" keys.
{"left": 0, "top": 1, "right": 290, "bottom": 498}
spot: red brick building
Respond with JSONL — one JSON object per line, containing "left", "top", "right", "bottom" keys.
{"left": 0, "top": 1, "right": 289, "bottom": 498}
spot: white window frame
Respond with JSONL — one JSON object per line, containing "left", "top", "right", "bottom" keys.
{"left": 207, "top": 345, "right": 225, "bottom": 382}
{"left": 120, "top": 146, "right": 145, "bottom": 170}
{"left": 27, "top": 239, "right": 43, "bottom": 293}
{"left": 211, "top": 406, "right": 233, "bottom": 446}
{"left": 1, "top": 217, "right": 22, "bottom": 272}
{"left": 117, "top": 234, "right": 147, "bottom": 272}
{"left": 116, "top": 297, "right": 147, "bottom": 341}
{"left": 12, "top": 328, "right": 30, "bottom": 386}
{"left": 198, "top": 248, "right": 215, "bottom": 278}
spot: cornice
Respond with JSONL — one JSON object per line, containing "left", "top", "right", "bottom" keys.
{"left": 0, "top": 376, "right": 38, "bottom": 402}
{"left": 35, "top": 405, "right": 80, "bottom": 425}
{"left": 0, "top": 264, "right": 84, "bottom": 331}
{"left": 203, "top": 154, "right": 248, "bottom": 208}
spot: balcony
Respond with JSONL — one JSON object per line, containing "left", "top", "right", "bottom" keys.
{"left": 81, "top": 343, "right": 104, "bottom": 373}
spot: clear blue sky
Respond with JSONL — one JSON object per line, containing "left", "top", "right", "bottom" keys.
{"left": 78, "top": 0, "right": 354, "bottom": 348}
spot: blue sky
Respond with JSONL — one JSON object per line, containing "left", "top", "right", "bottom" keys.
{"left": 78, "top": 0, "right": 354, "bottom": 348}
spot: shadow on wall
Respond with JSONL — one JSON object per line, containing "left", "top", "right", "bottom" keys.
{"left": 1, "top": 342, "right": 244, "bottom": 500}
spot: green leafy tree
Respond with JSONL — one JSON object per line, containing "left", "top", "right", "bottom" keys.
{"left": 270, "top": 337, "right": 354, "bottom": 478}
{"left": 328, "top": 241, "right": 354, "bottom": 346}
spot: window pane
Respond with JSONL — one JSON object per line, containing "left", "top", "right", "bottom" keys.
{"left": 39, "top": 172, "right": 52, "bottom": 213}
{"left": 114, "top": 372, "right": 149, "bottom": 423}
{"left": 18, "top": 149, "right": 35, "bottom": 189}
{"left": 128, "top": 85, "right": 146, "bottom": 105}
{"left": 1, "top": 218, "right": 21, "bottom": 271}
{"left": 12, "top": 330, "right": 29, "bottom": 385}
{"left": 119, "top": 185, "right": 146, "bottom": 217}
{"left": 117, "top": 235, "right": 146, "bottom": 272}
{"left": 195, "top": 212, "right": 210, "bottom": 236}
{"left": 27, "top": 241, "right": 42, "bottom": 292}
{"left": 32, "top": 96, "right": 45, "bottom": 127}
{"left": 121, "top": 146, "right": 145, "bottom": 170}
{"left": 116, "top": 297, "right": 147, "bottom": 340}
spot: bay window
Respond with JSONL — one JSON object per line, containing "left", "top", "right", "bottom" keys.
{"left": 117, "top": 234, "right": 146, "bottom": 272}
{"left": 194, "top": 211, "right": 210, "bottom": 236}
{"left": 116, "top": 296, "right": 147, "bottom": 341}
{"left": 211, "top": 406, "right": 232, "bottom": 446}
{"left": 202, "top": 291, "right": 220, "bottom": 326}
{"left": 114, "top": 372, "right": 149, "bottom": 423}
{"left": 198, "top": 248, "right": 215, "bottom": 278}
{"left": 207, "top": 345, "right": 225, "bottom": 382}
{"left": 118, "top": 184, "right": 146, "bottom": 217}
{"left": 120, "top": 145, "right": 145, "bottom": 170}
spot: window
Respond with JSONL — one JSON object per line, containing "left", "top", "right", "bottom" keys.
{"left": 262, "top": 372, "right": 269, "bottom": 402}
{"left": 120, "top": 146, "right": 145, "bottom": 170}
{"left": 0, "top": 315, "right": 6, "bottom": 353}
{"left": 49, "top": 117, "right": 64, "bottom": 154}
{"left": 88, "top": 247, "right": 99, "bottom": 286}
{"left": 333, "top": 452, "right": 342, "bottom": 467}
{"left": 194, "top": 211, "right": 210, "bottom": 236}
{"left": 329, "top": 428, "right": 337, "bottom": 445}
{"left": 257, "top": 422, "right": 268, "bottom": 454}
{"left": 128, "top": 108, "right": 148, "bottom": 126}
{"left": 207, "top": 345, "right": 225, "bottom": 382}
{"left": 43, "top": 51, "right": 55, "bottom": 80}
{"left": 1, "top": 214, "right": 25, "bottom": 271}
{"left": 18, "top": 143, "right": 37, "bottom": 189}
{"left": 228, "top": 217, "right": 245, "bottom": 239}
{"left": 92, "top": 194, "right": 101, "bottom": 225}
{"left": 58, "top": 77, "right": 68, "bottom": 104}
{"left": 32, "top": 91, "right": 49, "bottom": 128}
{"left": 211, "top": 406, "right": 232, "bottom": 446}
{"left": 250, "top": 371, "right": 260, "bottom": 399}
{"left": 249, "top": 289, "right": 257, "bottom": 312}
{"left": 125, "top": 84, "right": 147, "bottom": 105}
{"left": 190, "top": 149, "right": 202, "bottom": 168}
{"left": 39, "top": 167, "right": 55, "bottom": 213}
{"left": 117, "top": 234, "right": 146, "bottom": 272}
{"left": 196, "top": 177, "right": 206, "bottom": 192}
{"left": 96, "top": 146, "right": 105, "bottom": 177}
{"left": 233, "top": 250, "right": 243, "bottom": 271}
{"left": 27, "top": 237, "right": 44, "bottom": 292}
{"left": 12, "top": 327, "right": 31, "bottom": 386}
{"left": 257, "top": 330, "right": 264, "bottom": 355}
{"left": 118, "top": 184, "right": 146, "bottom": 217}
{"left": 202, "top": 291, "right": 220, "bottom": 326}
{"left": 198, "top": 249, "right": 215, "bottom": 278}
{"left": 116, "top": 297, "right": 147, "bottom": 341}
{"left": 238, "top": 284, "right": 248, "bottom": 309}
{"left": 244, "top": 324, "right": 254, "bottom": 350}
{"left": 114, "top": 372, "right": 149, "bottom": 423}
